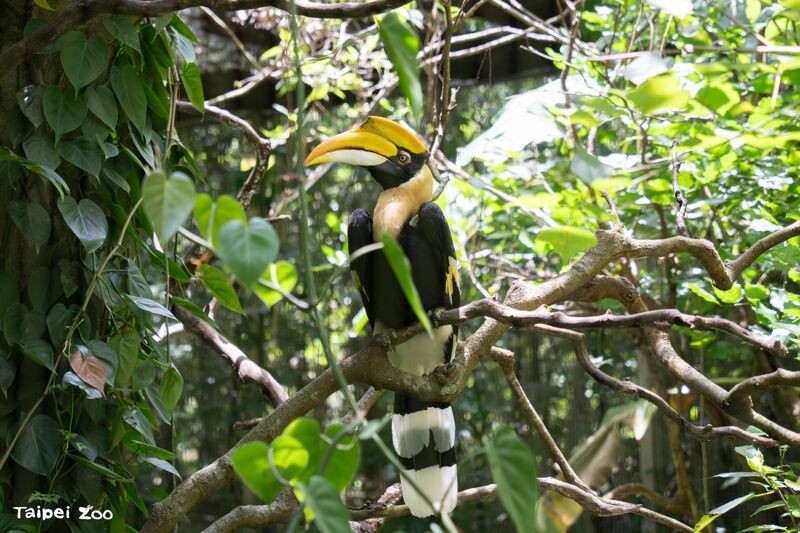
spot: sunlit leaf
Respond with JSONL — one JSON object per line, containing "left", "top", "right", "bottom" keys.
{"left": 378, "top": 13, "right": 423, "bottom": 121}
{"left": 142, "top": 170, "right": 196, "bottom": 243}
{"left": 628, "top": 74, "right": 689, "bottom": 115}
{"left": 199, "top": 264, "right": 244, "bottom": 314}
{"left": 218, "top": 218, "right": 279, "bottom": 287}
{"left": 535, "top": 226, "right": 597, "bottom": 265}
{"left": 301, "top": 476, "right": 351, "bottom": 533}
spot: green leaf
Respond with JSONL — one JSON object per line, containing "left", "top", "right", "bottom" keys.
{"left": 4, "top": 304, "right": 46, "bottom": 345}
{"left": 194, "top": 193, "right": 213, "bottom": 239}
{"left": 159, "top": 365, "right": 183, "bottom": 413}
{"left": 42, "top": 85, "right": 87, "bottom": 142}
{"left": 695, "top": 82, "right": 741, "bottom": 115}
{"left": 126, "top": 295, "right": 176, "bottom": 320}
{"left": 46, "top": 303, "right": 73, "bottom": 348}
{"left": 69, "top": 454, "right": 128, "bottom": 482}
{"left": 11, "top": 415, "right": 62, "bottom": 475}
{"left": 0, "top": 354, "right": 16, "bottom": 393}
{"left": 378, "top": 13, "right": 423, "bottom": 121}
{"left": 59, "top": 31, "right": 109, "bottom": 90}
{"left": 0, "top": 147, "right": 69, "bottom": 198}
{"left": 570, "top": 144, "right": 613, "bottom": 184}
{"left": 284, "top": 418, "right": 323, "bottom": 480}
{"left": 103, "top": 15, "right": 141, "bottom": 54}
{"left": 535, "top": 226, "right": 597, "bottom": 265}
{"left": 688, "top": 282, "right": 718, "bottom": 304}
{"left": 628, "top": 74, "right": 690, "bottom": 115}
{"left": 23, "top": 134, "right": 60, "bottom": 169}
{"left": 58, "top": 136, "right": 102, "bottom": 177}
{"left": 232, "top": 442, "right": 283, "bottom": 503}
{"left": 172, "top": 30, "right": 196, "bottom": 63}
{"left": 321, "top": 424, "right": 360, "bottom": 491}
{"left": 209, "top": 195, "right": 247, "bottom": 249}
{"left": 254, "top": 261, "right": 298, "bottom": 308}
{"left": 110, "top": 64, "right": 147, "bottom": 135}
{"left": 110, "top": 332, "right": 139, "bottom": 389}
{"left": 694, "top": 492, "right": 757, "bottom": 532}
{"left": 272, "top": 435, "right": 311, "bottom": 481}
{"left": 144, "top": 457, "right": 181, "bottom": 479}
{"left": 18, "top": 84, "right": 45, "bottom": 128}
{"left": 86, "top": 85, "right": 119, "bottom": 130}
{"left": 57, "top": 197, "right": 108, "bottom": 253}
{"left": 218, "top": 218, "right": 279, "bottom": 287}
{"left": 8, "top": 200, "right": 50, "bottom": 247}
{"left": 181, "top": 62, "right": 204, "bottom": 113}
{"left": 142, "top": 170, "right": 196, "bottom": 243}
{"left": 485, "top": 426, "right": 539, "bottom": 533}
{"left": 199, "top": 264, "right": 244, "bottom": 314}
{"left": 301, "top": 476, "right": 351, "bottom": 533}
{"left": 380, "top": 233, "right": 433, "bottom": 336}
{"left": 123, "top": 433, "right": 176, "bottom": 460}
{"left": 19, "top": 339, "right": 54, "bottom": 371}
{"left": 713, "top": 283, "right": 743, "bottom": 304}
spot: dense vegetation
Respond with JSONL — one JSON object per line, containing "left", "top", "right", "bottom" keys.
{"left": 1, "top": 0, "right": 799, "bottom": 531}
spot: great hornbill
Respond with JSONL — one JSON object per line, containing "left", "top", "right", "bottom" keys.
{"left": 305, "top": 116, "right": 460, "bottom": 517}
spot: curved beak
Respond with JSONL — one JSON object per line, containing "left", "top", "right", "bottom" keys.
{"left": 304, "top": 129, "right": 398, "bottom": 167}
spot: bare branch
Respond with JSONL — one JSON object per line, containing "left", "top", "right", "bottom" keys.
{"left": 0, "top": 0, "right": 413, "bottom": 74}
{"left": 489, "top": 347, "right": 593, "bottom": 491}
{"left": 727, "top": 369, "right": 800, "bottom": 407}
{"left": 173, "top": 305, "right": 289, "bottom": 406}
{"left": 436, "top": 298, "right": 788, "bottom": 358}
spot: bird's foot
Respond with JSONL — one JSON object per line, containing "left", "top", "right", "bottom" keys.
{"left": 376, "top": 328, "right": 397, "bottom": 352}
{"left": 432, "top": 362, "right": 457, "bottom": 385}
{"left": 428, "top": 307, "right": 447, "bottom": 328}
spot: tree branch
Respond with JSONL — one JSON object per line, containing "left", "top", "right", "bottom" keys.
{"left": 173, "top": 305, "right": 288, "bottom": 406}
{"left": 0, "top": 0, "right": 412, "bottom": 74}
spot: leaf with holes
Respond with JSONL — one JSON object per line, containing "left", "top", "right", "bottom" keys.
{"left": 57, "top": 197, "right": 108, "bottom": 253}
{"left": 217, "top": 218, "right": 279, "bottom": 287}
{"left": 70, "top": 348, "right": 106, "bottom": 395}
{"left": 8, "top": 200, "right": 50, "bottom": 247}
{"left": 59, "top": 31, "right": 109, "bottom": 90}
{"left": 142, "top": 170, "right": 196, "bottom": 243}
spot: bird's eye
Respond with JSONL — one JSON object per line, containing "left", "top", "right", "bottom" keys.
{"left": 397, "top": 151, "right": 411, "bottom": 165}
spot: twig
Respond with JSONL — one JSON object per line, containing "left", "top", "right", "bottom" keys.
{"left": 489, "top": 347, "right": 593, "bottom": 492}
{"left": 671, "top": 141, "right": 688, "bottom": 236}
{"left": 200, "top": 7, "right": 260, "bottom": 69}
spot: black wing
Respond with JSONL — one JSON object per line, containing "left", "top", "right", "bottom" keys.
{"left": 401, "top": 202, "right": 460, "bottom": 312}
{"left": 348, "top": 208, "right": 375, "bottom": 328}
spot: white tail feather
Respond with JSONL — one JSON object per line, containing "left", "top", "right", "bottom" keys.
{"left": 402, "top": 465, "right": 458, "bottom": 517}
{"left": 392, "top": 407, "right": 455, "bottom": 458}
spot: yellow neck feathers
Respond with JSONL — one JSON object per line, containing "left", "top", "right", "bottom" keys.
{"left": 373, "top": 165, "right": 433, "bottom": 239}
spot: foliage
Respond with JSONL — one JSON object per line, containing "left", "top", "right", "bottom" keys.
{"left": 2, "top": 0, "right": 800, "bottom": 531}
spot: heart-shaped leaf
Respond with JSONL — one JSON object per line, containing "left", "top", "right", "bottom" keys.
{"left": 59, "top": 30, "right": 109, "bottom": 90}
{"left": 23, "top": 134, "right": 61, "bottom": 169}
{"left": 142, "top": 170, "right": 196, "bottom": 243}
{"left": 103, "top": 15, "right": 141, "bottom": 55}
{"left": 86, "top": 85, "right": 118, "bottom": 130}
{"left": 217, "top": 218, "right": 279, "bottom": 287}
{"left": 43, "top": 85, "right": 87, "bottom": 142}
{"left": 110, "top": 64, "right": 147, "bottom": 135}
{"left": 11, "top": 415, "right": 61, "bottom": 475}
{"left": 57, "top": 197, "right": 108, "bottom": 253}
{"left": 199, "top": 264, "right": 244, "bottom": 314}
{"left": 8, "top": 200, "right": 51, "bottom": 247}
{"left": 254, "top": 261, "right": 298, "bottom": 308}
{"left": 58, "top": 136, "right": 102, "bottom": 177}
{"left": 70, "top": 348, "right": 106, "bottom": 395}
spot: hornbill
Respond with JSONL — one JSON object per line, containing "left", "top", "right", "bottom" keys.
{"left": 305, "top": 116, "right": 460, "bottom": 517}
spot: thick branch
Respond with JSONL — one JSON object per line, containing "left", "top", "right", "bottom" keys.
{"left": 0, "top": 0, "right": 412, "bottom": 74}
{"left": 727, "top": 369, "right": 800, "bottom": 408}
